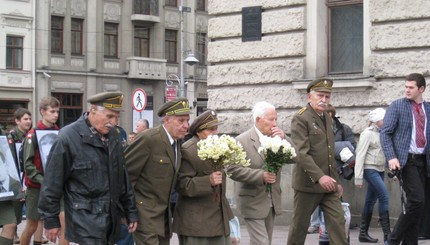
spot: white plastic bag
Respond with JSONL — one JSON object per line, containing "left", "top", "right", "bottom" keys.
{"left": 229, "top": 216, "right": 241, "bottom": 245}
{"left": 319, "top": 202, "right": 351, "bottom": 244}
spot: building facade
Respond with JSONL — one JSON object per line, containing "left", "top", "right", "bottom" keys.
{"left": 28, "top": 0, "right": 207, "bottom": 132}
{"left": 208, "top": 0, "right": 430, "bottom": 224}
{"left": 0, "top": 0, "right": 35, "bottom": 131}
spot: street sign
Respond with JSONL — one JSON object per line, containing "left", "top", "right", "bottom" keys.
{"left": 165, "top": 86, "right": 177, "bottom": 101}
{"left": 132, "top": 88, "right": 147, "bottom": 112}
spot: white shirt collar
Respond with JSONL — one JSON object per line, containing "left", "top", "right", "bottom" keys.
{"left": 162, "top": 125, "right": 175, "bottom": 145}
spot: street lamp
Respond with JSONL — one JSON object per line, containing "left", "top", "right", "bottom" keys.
{"left": 178, "top": 0, "right": 199, "bottom": 98}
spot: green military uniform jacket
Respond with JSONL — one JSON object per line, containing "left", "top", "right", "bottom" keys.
{"left": 125, "top": 125, "right": 180, "bottom": 238}
{"left": 291, "top": 103, "right": 340, "bottom": 193}
{"left": 173, "top": 135, "right": 233, "bottom": 237}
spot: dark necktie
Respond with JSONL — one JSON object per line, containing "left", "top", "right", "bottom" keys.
{"left": 412, "top": 102, "right": 426, "bottom": 147}
{"left": 319, "top": 114, "right": 326, "bottom": 129}
{"left": 172, "top": 140, "right": 177, "bottom": 167}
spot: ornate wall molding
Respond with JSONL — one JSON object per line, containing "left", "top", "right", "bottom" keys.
{"left": 104, "top": 3, "right": 121, "bottom": 22}
{"left": 71, "top": 0, "right": 86, "bottom": 17}
{"left": 51, "top": 57, "right": 65, "bottom": 66}
{"left": 51, "top": 0, "right": 66, "bottom": 15}
{"left": 52, "top": 81, "right": 84, "bottom": 92}
{"left": 1, "top": 13, "right": 33, "bottom": 29}
{"left": 71, "top": 58, "right": 85, "bottom": 67}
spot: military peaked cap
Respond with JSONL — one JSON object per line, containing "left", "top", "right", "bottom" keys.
{"left": 157, "top": 98, "right": 191, "bottom": 117}
{"left": 189, "top": 110, "right": 222, "bottom": 134}
{"left": 307, "top": 78, "right": 334, "bottom": 93}
{"left": 87, "top": 91, "right": 124, "bottom": 111}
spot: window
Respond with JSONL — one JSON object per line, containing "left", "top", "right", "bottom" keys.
{"left": 6, "top": 36, "right": 23, "bottom": 69}
{"left": 165, "top": 30, "right": 177, "bottom": 63}
{"left": 52, "top": 93, "right": 83, "bottom": 127}
{"left": 328, "top": 0, "right": 363, "bottom": 74}
{"left": 134, "top": 27, "right": 150, "bottom": 57}
{"left": 0, "top": 101, "right": 27, "bottom": 131}
{"left": 104, "top": 23, "right": 119, "bottom": 58}
{"left": 134, "top": 0, "right": 159, "bottom": 15}
{"left": 165, "top": 0, "right": 176, "bottom": 7}
{"left": 134, "top": 0, "right": 150, "bottom": 14}
{"left": 197, "top": 33, "right": 207, "bottom": 65}
{"left": 51, "top": 16, "right": 64, "bottom": 53}
{"left": 197, "top": 0, "right": 205, "bottom": 11}
{"left": 71, "top": 18, "right": 83, "bottom": 55}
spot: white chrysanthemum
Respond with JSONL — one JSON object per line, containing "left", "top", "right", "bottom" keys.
{"left": 197, "top": 134, "right": 250, "bottom": 170}
{"left": 258, "top": 135, "right": 296, "bottom": 158}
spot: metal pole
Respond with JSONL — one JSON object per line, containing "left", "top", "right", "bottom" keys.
{"left": 179, "top": 0, "right": 185, "bottom": 98}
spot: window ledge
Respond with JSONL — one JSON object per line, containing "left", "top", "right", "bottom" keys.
{"left": 292, "top": 76, "right": 376, "bottom": 93}
{"left": 131, "top": 14, "right": 160, "bottom": 23}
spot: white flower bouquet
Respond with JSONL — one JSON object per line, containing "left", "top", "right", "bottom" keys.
{"left": 258, "top": 135, "right": 296, "bottom": 192}
{"left": 197, "top": 134, "right": 250, "bottom": 202}
{"left": 197, "top": 134, "right": 250, "bottom": 171}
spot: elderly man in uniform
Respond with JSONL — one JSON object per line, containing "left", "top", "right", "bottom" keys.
{"left": 38, "top": 91, "right": 138, "bottom": 245}
{"left": 125, "top": 98, "right": 191, "bottom": 245}
{"left": 287, "top": 79, "right": 347, "bottom": 245}
{"left": 227, "top": 101, "right": 286, "bottom": 245}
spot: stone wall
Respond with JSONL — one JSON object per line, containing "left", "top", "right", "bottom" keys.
{"left": 208, "top": 0, "right": 430, "bottom": 225}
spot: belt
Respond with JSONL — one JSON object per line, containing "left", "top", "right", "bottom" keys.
{"left": 408, "top": 153, "right": 426, "bottom": 160}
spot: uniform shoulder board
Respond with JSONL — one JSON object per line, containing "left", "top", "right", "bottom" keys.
{"left": 297, "top": 106, "right": 307, "bottom": 115}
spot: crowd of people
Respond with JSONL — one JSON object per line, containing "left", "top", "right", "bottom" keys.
{"left": 1, "top": 73, "right": 430, "bottom": 245}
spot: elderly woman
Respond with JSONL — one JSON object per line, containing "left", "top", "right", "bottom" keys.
{"left": 355, "top": 108, "right": 390, "bottom": 244}
{"left": 173, "top": 110, "right": 233, "bottom": 245}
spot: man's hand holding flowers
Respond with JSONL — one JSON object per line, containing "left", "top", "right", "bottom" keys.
{"left": 258, "top": 135, "right": 296, "bottom": 192}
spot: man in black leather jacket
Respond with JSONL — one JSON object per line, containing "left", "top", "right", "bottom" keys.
{"left": 38, "top": 92, "right": 138, "bottom": 245}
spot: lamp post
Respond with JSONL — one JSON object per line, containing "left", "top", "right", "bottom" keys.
{"left": 178, "top": 0, "right": 199, "bottom": 98}
{"left": 178, "top": 0, "right": 189, "bottom": 98}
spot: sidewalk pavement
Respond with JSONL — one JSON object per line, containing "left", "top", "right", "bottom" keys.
{"left": 15, "top": 220, "right": 430, "bottom": 244}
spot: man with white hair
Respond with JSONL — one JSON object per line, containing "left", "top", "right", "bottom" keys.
{"left": 135, "top": 119, "right": 149, "bottom": 133}
{"left": 227, "top": 101, "right": 286, "bottom": 245}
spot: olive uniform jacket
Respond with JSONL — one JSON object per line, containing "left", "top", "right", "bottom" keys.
{"left": 173, "top": 135, "right": 233, "bottom": 237}
{"left": 290, "top": 103, "right": 340, "bottom": 193}
{"left": 125, "top": 125, "right": 180, "bottom": 238}
{"left": 227, "top": 127, "right": 283, "bottom": 219}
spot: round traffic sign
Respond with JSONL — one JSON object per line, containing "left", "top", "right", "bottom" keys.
{"left": 132, "top": 88, "right": 147, "bottom": 112}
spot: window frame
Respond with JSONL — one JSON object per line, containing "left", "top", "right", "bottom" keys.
{"left": 165, "top": 0, "right": 177, "bottom": 7}
{"left": 71, "top": 18, "right": 84, "bottom": 55}
{"left": 6, "top": 36, "right": 24, "bottom": 70}
{"left": 51, "top": 16, "right": 64, "bottom": 54}
{"left": 196, "top": 0, "right": 205, "bottom": 11}
{"left": 104, "top": 22, "right": 119, "bottom": 58}
{"left": 134, "top": 26, "right": 150, "bottom": 57}
{"left": 197, "top": 32, "right": 207, "bottom": 65}
{"left": 327, "top": 0, "right": 363, "bottom": 75}
{"left": 134, "top": 0, "right": 150, "bottom": 15}
{"left": 165, "top": 29, "right": 178, "bottom": 63}
{"left": 0, "top": 101, "right": 28, "bottom": 131}
{"left": 51, "top": 93, "right": 83, "bottom": 128}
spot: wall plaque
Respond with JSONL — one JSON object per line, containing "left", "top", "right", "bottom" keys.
{"left": 242, "top": 6, "right": 262, "bottom": 42}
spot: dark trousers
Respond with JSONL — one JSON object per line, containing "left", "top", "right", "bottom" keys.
{"left": 418, "top": 177, "right": 430, "bottom": 238}
{"left": 389, "top": 158, "right": 426, "bottom": 245}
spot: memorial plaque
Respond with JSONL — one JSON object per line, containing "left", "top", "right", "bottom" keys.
{"left": 242, "top": 6, "right": 262, "bottom": 42}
